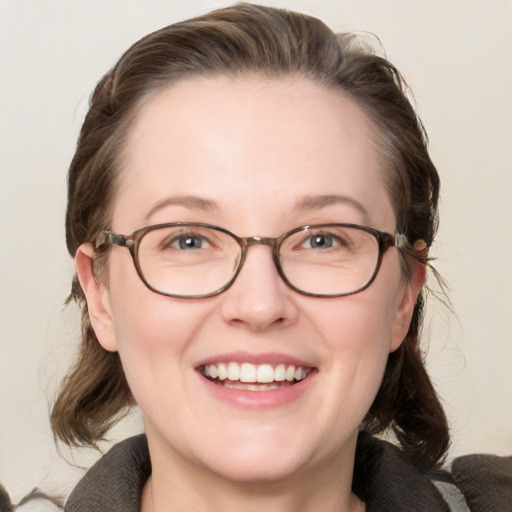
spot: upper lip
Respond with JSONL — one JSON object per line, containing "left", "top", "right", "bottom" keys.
{"left": 195, "top": 351, "right": 315, "bottom": 370}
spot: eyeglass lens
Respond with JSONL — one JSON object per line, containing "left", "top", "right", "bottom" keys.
{"left": 136, "top": 224, "right": 381, "bottom": 298}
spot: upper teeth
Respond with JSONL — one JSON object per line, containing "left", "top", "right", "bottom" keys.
{"left": 202, "top": 362, "right": 310, "bottom": 383}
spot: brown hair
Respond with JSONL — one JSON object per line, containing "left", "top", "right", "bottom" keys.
{"left": 52, "top": 3, "right": 448, "bottom": 471}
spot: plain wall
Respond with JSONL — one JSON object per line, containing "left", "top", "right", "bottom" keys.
{"left": 1, "top": 0, "right": 511, "bottom": 506}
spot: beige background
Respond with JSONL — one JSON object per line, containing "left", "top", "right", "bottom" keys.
{"left": 1, "top": 0, "right": 511, "bottom": 507}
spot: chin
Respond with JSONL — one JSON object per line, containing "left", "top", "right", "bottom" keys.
{"left": 187, "top": 423, "right": 332, "bottom": 485}
{"left": 203, "top": 450, "right": 310, "bottom": 485}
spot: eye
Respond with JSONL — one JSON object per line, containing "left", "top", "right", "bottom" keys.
{"left": 301, "top": 232, "right": 342, "bottom": 249}
{"left": 166, "top": 233, "right": 211, "bottom": 250}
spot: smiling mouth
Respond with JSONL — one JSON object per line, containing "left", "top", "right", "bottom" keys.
{"left": 200, "top": 362, "right": 313, "bottom": 391}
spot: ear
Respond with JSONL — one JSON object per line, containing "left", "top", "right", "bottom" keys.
{"left": 75, "top": 243, "right": 118, "bottom": 352}
{"left": 389, "top": 241, "right": 427, "bottom": 352}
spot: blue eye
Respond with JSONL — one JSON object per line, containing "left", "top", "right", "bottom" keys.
{"left": 181, "top": 237, "right": 201, "bottom": 249}
{"left": 303, "top": 233, "right": 340, "bottom": 249}
{"left": 169, "top": 234, "right": 210, "bottom": 250}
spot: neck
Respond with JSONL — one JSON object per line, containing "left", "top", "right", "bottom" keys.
{"left": 141, "top": 436, "right": 365, "bottom": 512}
{"left": 142, "top": 475, "right": 365, "bottom": 512}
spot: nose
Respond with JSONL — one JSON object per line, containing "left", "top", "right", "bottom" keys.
{"left": 220, "top": 244, "right": 299, "bottom": 332}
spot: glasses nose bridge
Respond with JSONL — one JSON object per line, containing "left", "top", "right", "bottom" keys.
{"left": 237, "top": 235, "right": 281, "bottom": 270}
{"left": 241, "top": 235, "right": 278, "bottom": 248}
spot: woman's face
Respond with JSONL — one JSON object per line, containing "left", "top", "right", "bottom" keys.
{"left": 80, "top": 76, "right": 420, "bottom": 485}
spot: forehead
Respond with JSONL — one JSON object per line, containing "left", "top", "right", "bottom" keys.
{"left": 115, "top": 76, "right": 395, "bottom": 232}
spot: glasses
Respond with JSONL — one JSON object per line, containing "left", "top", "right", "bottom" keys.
{"left": 95, "top": 223, "right": 408, "bottom": 299}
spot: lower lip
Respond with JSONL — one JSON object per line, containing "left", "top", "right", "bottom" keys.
{"left": 199, "top": 373, "right": 315, "bottom": 409}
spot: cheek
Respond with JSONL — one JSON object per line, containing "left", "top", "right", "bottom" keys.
{"left": 329, "top": 305, "right": 392, "bottom": 385}
{"left": 309, "top": 287, "right": 400, "bottom": 405}
{"left": 311, "top": 287, "right": 398, "bottom": 356}
{"left": 109, "top": 291, "right": 198, "bottom": 362}
{"left": 105, "top": 257, "right": 201, "bottom": 382}
{"left": 106, "top": 287, "right": 213, "bottom": 440}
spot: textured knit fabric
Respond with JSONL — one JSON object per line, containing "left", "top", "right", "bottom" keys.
{"left": 66, "top": 435, "right": 150, "bottom": 512}
{"left": 451, "top": 453, "right": 512, "bottom": 511}
{"left": 65, "top": 432, "right": 512, "bottom": 512}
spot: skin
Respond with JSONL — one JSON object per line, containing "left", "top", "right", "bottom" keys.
{"left": 77, "top": 76, "right": 424, "bottom": 512}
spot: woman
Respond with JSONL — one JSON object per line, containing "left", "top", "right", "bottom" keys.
{"left": 51, "top": 3, "right": 511, "bottom": 511}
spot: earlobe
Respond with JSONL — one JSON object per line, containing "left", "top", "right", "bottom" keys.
{"left": 75, "top": 243, "right": 118, "bottom": 352}
{"left": 389, "top": 242, "right": 427, "bottom": 352}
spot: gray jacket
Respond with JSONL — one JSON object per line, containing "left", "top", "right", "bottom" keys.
{"left": 65, "top": 433, "right": 512, "bottom": 511}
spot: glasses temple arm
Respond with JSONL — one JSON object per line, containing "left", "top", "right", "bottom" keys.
{"left": 95, "top": 231, "right": 130, "bottom": 249}
{"left": 394, "top": 233, "right": 409, "bottom": 249}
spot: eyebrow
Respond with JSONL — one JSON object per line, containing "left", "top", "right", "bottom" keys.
{"left": 145, "top": 195, "right": 219, "bottom": 221}
{"left": 144, "top": 193, "right": 370, "bottom": 223}
{"left": 294, "top": 194, "right": 371, "bottom": 223}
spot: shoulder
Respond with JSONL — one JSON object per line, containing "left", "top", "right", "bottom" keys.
{"left": 447, "top": 452, "right": 512, "bottom": 511}
{"left": 355, "top": 431, "right": 512, "bottom": 512}
{"left": 65, "top": 434, "right": 151, "bottom": 512}
{"left": 354, "top": 432, "right": 450, "bottom": 511}
{"left": 421, "top": 451, "right": 512, "bottom": 511}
